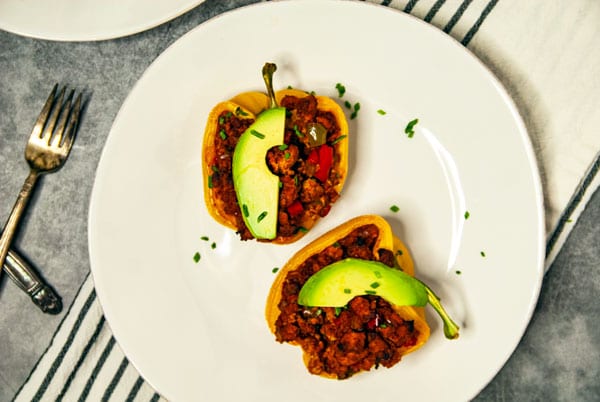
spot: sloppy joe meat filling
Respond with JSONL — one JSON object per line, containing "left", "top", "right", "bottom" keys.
{"left": 208, "top": 95, "right": 345, "bottom": 240}
{"left": 274, "top": 224, "right": 421, "bottom": 379}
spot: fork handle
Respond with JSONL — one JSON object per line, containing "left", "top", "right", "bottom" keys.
{"left": 0, "top": 170, "right": 40, "bottom": 281}
{"left": 4, "top": 250, "right": 62, "bottom": 314}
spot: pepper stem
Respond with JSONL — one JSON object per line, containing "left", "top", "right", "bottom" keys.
{"left": 262, "top": 62, "right": 278, "bottom": 109}
{"left": 421, "top": 281, "right": 460, "bottom": 339}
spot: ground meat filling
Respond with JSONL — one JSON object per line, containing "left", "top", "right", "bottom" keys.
{"left": 208, "top": 95, "right": 345, "bottom": 240}
{"left": 274, "top": 224, "right": 420, "bottom": 379}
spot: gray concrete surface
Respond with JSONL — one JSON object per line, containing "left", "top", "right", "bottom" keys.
{"left": 0, "top": 0, "right": 598, "bottom": 401}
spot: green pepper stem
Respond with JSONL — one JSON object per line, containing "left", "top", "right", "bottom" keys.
{"left": 262, "top": 62, "right": 278, "bottom": 109}
{"left": 420, "top": 281, "right": 460, "bottom": 339}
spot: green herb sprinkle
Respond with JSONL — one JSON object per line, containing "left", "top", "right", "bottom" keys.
{"left": 250, "top": 129, "right": 266, "bottom": 139}
{"left": 235, "top": 107, "right": 248, "bottom": 116}
{"left": 332, "top": 135, "right": 348, "bottom": 145}
{"left": 257, "top": 211, "right": 268, "bottom": 222}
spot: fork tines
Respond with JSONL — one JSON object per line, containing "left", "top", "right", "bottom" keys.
{"left": 32, "top": 84, "right": 82, "bottom": 149}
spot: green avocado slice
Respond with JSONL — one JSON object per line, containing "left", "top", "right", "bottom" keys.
{"left": 298, "top": 258, "right": 428, "bottom": 307}
{"left": 232, "top": 107, "right": 285, "bottom": 239}
{"left": 297, "top": 257, "right": 460, "bottom": 339}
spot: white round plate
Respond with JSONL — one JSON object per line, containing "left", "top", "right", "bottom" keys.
{"left": 0, "top": 0, "right": 205, "bottom": 41}
{"left": 89, "top": 1, "right": 544, "bottom": 401}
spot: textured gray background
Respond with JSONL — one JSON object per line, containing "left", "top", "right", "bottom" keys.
{"left": 0, "top": 0, "right": 598, "bottom": 401}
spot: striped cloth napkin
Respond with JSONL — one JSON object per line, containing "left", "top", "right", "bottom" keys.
{"left": 14, "top": 0, "right": 600, "bottom": 400}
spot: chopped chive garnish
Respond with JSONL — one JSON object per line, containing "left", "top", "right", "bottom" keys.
{"left": 333, "top": 241, "right": 341, "bottom": 248}
{"left": 257, "top": 211, "right": 268, "bottom": 222}
{"left": 211, "top": 242, "right": 216, "bottom": 249}
{"left": 374, "top": 271, "right": 382, "bottom": 278}
{"left": 287, "top": 85, "right": 293, "bottom": 89}
{"left": 390, "top": 205, "right": 400, "bottom": 213}
{"left": 405, "top": 118, "right": 419, "bottom": 138}
{"left": 315, "top": 308, "right": 323, "bottom": 316}
{"left": 219, "top": 130, "right": 227, "bottom": 140}
{"left": 225, "top": 111, "right": 233, "bottom": 118}
{"left": 250, "top": 129, "right": 266, "bottom": 139}
{"left": 278, "top": 144, "right": 288, "bottom": 151}
{"left": 350, "top": 102, "right": 361, "bottom": 120}
{"left": 480, "top": 251, "right": 486, "bottom": 257}
{"left": 193, "top": 252, "right": 201, "bottom": 263}
{"left": 343, "top": 288, "right": 352, "bottom": 294}
{"left": 207, "top": 175, "right": 213, "bottom": 189}
{"left": 211, "top": 165, "right": 219, "bottom": 173}
{"left": 278, "top": 180, "right": 283, "bottom": 189}
{"left": 377, "top": 109, "right": 386, "bottom": 115}
{"left": 218, "top": 116, "right": 224, "bottom": 124}
{"left": 464, "top": 211, "right": 470, "bottom": 219}
{"left": 344, "top": 100, "right": 352, "bottom": 109}
{"left": 272, "top": 267, "right": 279, "bottom": 273}
{"left": 335, "top": 307, "right": 343, "bottom": 316}
{"left": 331, "top": 135, "right": 347, "bottom": 145}
{"left": 293, "top": 125, "right": 304, "bottom": 137}
{"left": 235, "top": 107, "right": 248, "bottom": 116}
{"left": 200, "top": 236, "right": 209, "bottom": 241}
{"left": 242, "top": 204, "right": 249, "bottom": 217}
{"left": 298, "top": 227, "right": 309, "bottom": 233}
{"left": 380, "top": 323, "right": 388, "bottom": 328}
{"left": 370, "top": 282, "right": 380, "bottom": 289}
{"left": 365, "top": 290, "right": 377, "bottom": 295}
{"left": 284, "top": 151, "right": 291, "bottom": 159}
{"left": 294, "top": 176, "right": 299, "bottom": 186}
{"left": 335, "top": 83, "right": 346, "bottom": 97}
{"left": 396, "top": 250, "right": 403, "bottom": 256}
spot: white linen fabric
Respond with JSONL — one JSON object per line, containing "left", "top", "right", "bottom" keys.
{"left": 13, "top": 0, "right": 599, "bottom": 400}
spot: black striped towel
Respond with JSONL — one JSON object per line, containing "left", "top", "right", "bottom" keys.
{"left": 14, "top": 0, "right": 600, "bottom": 400}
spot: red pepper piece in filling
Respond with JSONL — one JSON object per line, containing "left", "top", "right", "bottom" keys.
{"left": 287, "top": 200, "right": 304, "bottom": 217}
{"left": 314, "top": 145, "right": 333, "bottom": 183}
{"left": 307, "top": 148, "right": 319, "bottom": 164}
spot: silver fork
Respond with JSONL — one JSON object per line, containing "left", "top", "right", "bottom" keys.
{"left": 0, "top": 85, "right": 81, "bottom": 282}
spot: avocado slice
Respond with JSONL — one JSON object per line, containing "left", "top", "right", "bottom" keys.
{"left": 298, "top": 258, "right": 460, "bottom": 339}
{"left": 232, "top": 107, "right": 285, "bottom": 239}
{"left": 298, "top": 258, "right": 428, "bottom": 307}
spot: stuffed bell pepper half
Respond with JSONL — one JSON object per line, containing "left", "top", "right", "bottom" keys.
{"left": 266, "top": 215, "right": 459, "bottom": 379}
{"left": 202, "top": 63, "right": 348, "bottom": 244}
